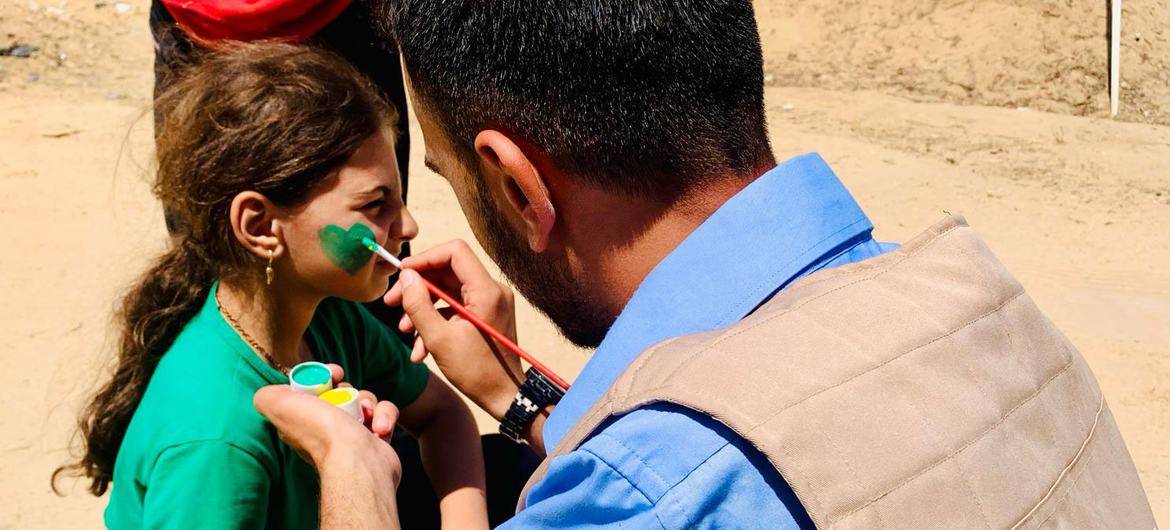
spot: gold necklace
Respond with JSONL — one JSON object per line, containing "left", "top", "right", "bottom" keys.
{"left": 215, "top": 290, "right": 291, "bottom": 375}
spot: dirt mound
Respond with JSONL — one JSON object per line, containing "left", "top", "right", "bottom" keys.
{"left": 5, "top": 1, "right": 1168, "bottom": 125}
{"left": 756, "top": 0, "right": 1170, "bottom": 125}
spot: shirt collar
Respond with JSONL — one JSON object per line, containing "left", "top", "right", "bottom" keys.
{"left": 543, "top": 153, "right": 876, "bottom": 448}
{"left": 202, "top": 280, "right": 290, "bottom": 385}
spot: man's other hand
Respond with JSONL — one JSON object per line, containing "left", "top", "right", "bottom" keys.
{"left": 384, "top": 240, "right": 524, "bottom": 422}
{"left": 253, "top": 383, "right": 402, "bottom": 486}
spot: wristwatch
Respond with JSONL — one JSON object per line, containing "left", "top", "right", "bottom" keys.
{"left": 499, "top": 367, "right": 565, "bottom": 443}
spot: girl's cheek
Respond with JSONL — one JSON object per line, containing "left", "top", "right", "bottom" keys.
{"left": 316, "top": 222, "right": 379, "bottom": 275}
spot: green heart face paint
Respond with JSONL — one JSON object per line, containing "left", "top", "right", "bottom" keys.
{"left": 318, "top": 223, "right": 376, "bottom": 274}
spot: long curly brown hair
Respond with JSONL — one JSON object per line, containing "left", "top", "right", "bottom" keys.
{"left": 53, "top": 42, "right": 395, "bottom": 496}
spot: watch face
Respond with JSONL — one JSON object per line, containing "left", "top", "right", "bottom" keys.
{"left": 526, "top": 368, "right": 566, "bottom": 404}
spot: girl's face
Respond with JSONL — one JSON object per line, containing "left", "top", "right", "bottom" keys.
{"left": 278, "top": 130, "right": 417, "bottom": 302}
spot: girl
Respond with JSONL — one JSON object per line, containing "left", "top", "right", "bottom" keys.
{"left": 55, "top": 43, "right": 489, "bottom": 529}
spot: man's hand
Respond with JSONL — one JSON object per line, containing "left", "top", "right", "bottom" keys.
{"left": 253, "top": 385, "right": 401, "bottom": 474}
{"left": 384, "top": 240, "right": 524, "bottom": 422}
{"left": 254, "top": 364, "right": 400, "bottom": 469}
{"left": 253, "top": 368, "right": 405, "bottom": 529}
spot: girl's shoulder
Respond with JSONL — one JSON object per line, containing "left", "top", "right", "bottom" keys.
{"left": 117, "top": 315, "right": 284, "bottom": 478}
{"left": 106, "top": 342, "right": 287, "bottom": 528}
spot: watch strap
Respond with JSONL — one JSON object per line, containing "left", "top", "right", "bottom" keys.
{"left": 499, "top": 368, "right": 565, "bottom": 442}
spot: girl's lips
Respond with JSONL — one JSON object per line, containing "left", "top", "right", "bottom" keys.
{"left": 372, "top": 242, "right": 400, "bottom": 270}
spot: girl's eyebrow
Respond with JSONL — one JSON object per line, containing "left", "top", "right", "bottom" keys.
{"left": 353, "top": 185, "right": 391, "bottom": 199}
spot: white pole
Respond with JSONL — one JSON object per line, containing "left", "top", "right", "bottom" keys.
{"left": 1110, "top": 0, "right": 1121, "bottom": 117}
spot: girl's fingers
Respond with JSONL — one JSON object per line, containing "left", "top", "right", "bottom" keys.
{"left": 326, "top": 363, "right": 345, "bottom": 386}
{"left": 371, "top": 400, "right": 400, "bottom": 438}
{"left": 357, "top": 389, "right": 378, "bottom": 421}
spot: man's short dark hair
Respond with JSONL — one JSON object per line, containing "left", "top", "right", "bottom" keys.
{"left": 381, "top": 0, "right": 772, "bottom": 198}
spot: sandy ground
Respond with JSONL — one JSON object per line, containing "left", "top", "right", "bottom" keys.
{"left": 2, "top": 1, "right": 1167, "bottom": 527}
{"left": 755, "top": 0, "right": 1170, "bottom": 125}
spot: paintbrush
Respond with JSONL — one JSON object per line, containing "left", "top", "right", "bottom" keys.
{"left": 360, "top": 236, "right": 570, "bottom": 391}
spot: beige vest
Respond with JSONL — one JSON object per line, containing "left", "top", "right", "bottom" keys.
{"left": 520, "top": 216, "right": 1155, "bottom": 529}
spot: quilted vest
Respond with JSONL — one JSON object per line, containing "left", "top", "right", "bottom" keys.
{"left": 520, "top": 216, "right": 1155, "bottom": 529}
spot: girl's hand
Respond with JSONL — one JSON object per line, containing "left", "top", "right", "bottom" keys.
{"left": 383, "top": 240, "right": 523, "bottom": 421}
{"left": 325, "top": 363, "right": 397, "bottom": 438}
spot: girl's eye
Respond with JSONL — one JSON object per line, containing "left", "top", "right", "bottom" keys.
{"left": 361, "top": 199, "right": 385, "bottom": 211}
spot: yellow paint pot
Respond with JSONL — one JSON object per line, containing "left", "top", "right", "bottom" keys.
{"left": 319, "top": 387, "right": 363, "bottom": 421}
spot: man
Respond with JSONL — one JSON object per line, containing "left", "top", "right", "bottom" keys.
{"left": 257, "top": 0, "right": 1156, "bottom": 527}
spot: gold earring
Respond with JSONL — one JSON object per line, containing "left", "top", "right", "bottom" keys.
{"left": 266, "top": 249, "right": 275, "bottom": 286}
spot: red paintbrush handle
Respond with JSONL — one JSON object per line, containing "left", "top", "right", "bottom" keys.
{"left": 418, "top": 275, "right": 571, "bottom": 391}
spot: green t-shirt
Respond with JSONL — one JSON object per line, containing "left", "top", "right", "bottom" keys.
{"left": 104, "top": 282, "right": 429, "bottom": 529}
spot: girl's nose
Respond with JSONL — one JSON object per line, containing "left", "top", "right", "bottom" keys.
{"left": 396, "top": 205, "right": 419, "bottom": 242}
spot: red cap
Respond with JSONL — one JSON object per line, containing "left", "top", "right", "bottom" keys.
{"left": 161, "top": 0, "right": 353, "bottom": 43}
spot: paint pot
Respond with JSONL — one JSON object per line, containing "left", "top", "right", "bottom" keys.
{"left": 289, "top": 361, "right": 333, "bottom": 396}
{"left": 319, "top": 387, "right": 363, "bottom": 421}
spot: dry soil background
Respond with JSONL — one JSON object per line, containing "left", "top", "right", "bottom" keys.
{"left": 757, "top": 0, "right": 1170, "bottom": 125}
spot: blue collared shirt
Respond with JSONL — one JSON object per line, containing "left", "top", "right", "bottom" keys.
{"left": 504, "top": 154, "right": 897, "bottom": 529}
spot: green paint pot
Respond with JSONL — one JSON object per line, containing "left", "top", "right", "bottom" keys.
{"left": 289, "top": 361, "right": 333, "bottom": 395}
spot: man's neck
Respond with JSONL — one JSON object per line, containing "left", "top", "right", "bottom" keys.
{"left": 561, "top": 167, "right": 771, "bottom": 320}
{"left": 217, "top": 275, "right": 320, "bottom": 369}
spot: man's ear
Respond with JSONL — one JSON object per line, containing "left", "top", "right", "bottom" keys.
{"left": 230, "top": 191, "right": 283, "bottom": 260}
{"left": 474, "top": 130, "right": 556, "bottom": 252}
